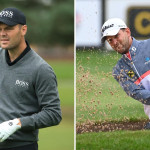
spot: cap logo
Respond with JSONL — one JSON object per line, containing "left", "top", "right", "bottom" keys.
{"left": 0, "top": 11, "right": 13, "bottom": 18}
{"left": 118, "top": 25, "right": 126, "bottom": 28}
{"left": 102, "top": 24, "right": 114, "bottom": 33}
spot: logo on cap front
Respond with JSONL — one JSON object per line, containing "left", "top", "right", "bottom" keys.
{"left": 0, "top": 11, "right": 13, "bottom": 18}
{"left": 102, "top": 24, "right": 114, "bottom": 33}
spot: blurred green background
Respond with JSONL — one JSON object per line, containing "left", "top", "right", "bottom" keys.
{"left": 0, "top": 0, "right": 74, "bottom": 150}
{"left": 0, "top": 0, "right": 74, "bottom": 46}
{"left": 39, "top": 60, "right": 74, "bottom": 150}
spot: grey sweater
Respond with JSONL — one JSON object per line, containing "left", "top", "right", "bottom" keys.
{"left": 0, "top": 43, "right": 62, "bottom": 148}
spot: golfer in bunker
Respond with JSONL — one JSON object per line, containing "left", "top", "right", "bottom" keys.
{"left": 101, "top": 18, "right": 150, "bottom": 129}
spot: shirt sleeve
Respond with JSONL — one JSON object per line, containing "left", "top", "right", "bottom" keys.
{"left": 20, "top": 63, "right": 62, "bottom": 130}
{"left": 113, "top": 67, "right": 150, "bottom": 105}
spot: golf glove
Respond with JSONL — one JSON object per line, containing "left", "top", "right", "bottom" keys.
{"left": 0, "top": 118, "right": 21, "bottom": 142}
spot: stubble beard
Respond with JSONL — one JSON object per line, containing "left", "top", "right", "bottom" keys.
{"left": 1, "top": 38, "right": 21, "bottom": 51}
{"left": 115, "top": 40, "right": 129, "bottom": 54}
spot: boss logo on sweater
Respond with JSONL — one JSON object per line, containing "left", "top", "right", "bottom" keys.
{"left": 15, "top": 80, "right": 29, "bottom": 88}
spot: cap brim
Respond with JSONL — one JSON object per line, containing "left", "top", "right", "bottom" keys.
{"left": 0, "top": 18, "right": 17, "bottom": 26}
{"left": 101, "top": 28, "right": 120, "bottom": 43}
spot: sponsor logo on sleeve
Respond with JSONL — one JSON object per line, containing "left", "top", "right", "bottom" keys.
{"left": 145, "top": 57, "right": 150, "bottom": 65}
{"left": 127, "top": 70, "right": 135, "bottom": 78}
{"left": 131, "top": 47, "right": 136, "bottom": 52}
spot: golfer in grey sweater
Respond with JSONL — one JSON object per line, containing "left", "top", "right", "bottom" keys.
{"left": 0, "top": 7, "right": 62, "bottom": 150}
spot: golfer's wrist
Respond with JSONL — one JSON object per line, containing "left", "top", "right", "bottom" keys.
{"left": 17, "top": 118, "right": 21, "bottom": 127}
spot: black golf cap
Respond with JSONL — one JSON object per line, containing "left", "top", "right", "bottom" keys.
{"left": 0, "top": 7, "right": 26, "bottom": 26}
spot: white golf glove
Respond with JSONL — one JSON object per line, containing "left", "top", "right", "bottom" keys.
{"left": 0, "top": 118, "right": 21, "bottom": 142}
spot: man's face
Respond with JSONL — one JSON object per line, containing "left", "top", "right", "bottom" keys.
{"left": 106, "top": 28, "right": 131, "bottom": 54}
{"left": 0, "top": 23, "right": 25, "bottom": 50}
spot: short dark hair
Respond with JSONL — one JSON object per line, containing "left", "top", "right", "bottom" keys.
{"left": 120, "top": 28, "right": 126, "bottom": 31}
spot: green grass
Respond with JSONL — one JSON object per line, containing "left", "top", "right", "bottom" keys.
{"left": 76, "top": 130, "right": 150, "bottom": 150}
{"left": 47, "top": 60, "right": 73, "bottom": 80}
{"left": 39, "top": 60, "right": 74, "bottom": 150}
{"left": 39, "top": 119, "right": 74, "bottom": 150}
{"left": 58, "top": 79, "right": 73, "bottom": 106}
{"left": 48, "top": 60, "right": 74, "bottom": 106}
{"left": 76, "top": 50, "right": 150, "bottom": 150}
{"left": 76, "top": 50, "right": 148, "bottom": 123}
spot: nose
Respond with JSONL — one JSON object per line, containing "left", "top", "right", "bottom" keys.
{"left": 111, "top": 38, "right": 117, "bottom": 45}
{"left": 0, "top": 29, "right": 7, "bottom": 36}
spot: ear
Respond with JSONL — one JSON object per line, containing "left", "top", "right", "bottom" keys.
{"left": 21, "top": 25, "right": 27, "bottom": 36}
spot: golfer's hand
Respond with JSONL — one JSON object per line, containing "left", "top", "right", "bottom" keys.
{"left": 0, "top": 119, "right": 21, "bottom": 142}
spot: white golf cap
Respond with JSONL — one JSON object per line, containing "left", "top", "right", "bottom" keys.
{"left": 101, "top": 18, "right": 127, "bottom": 43}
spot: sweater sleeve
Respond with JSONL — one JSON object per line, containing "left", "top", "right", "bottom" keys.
{"left": 113, "top": 67, "right": 150, "bottom": 105}
{"left": 20, "top": 64, "right": 62, "bottom": 130}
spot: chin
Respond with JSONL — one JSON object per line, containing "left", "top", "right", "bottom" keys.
{"left": 118, "top": 48, "right": 128, "bottom": 54}
{"left": 1, "top": 44, "right": 9, "bottom": 49}
{"left": 1, "top": 46, "right": 7, "bottom": 49}
{"left": 120, "top": 51, "right": 126, "bottom": 54}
